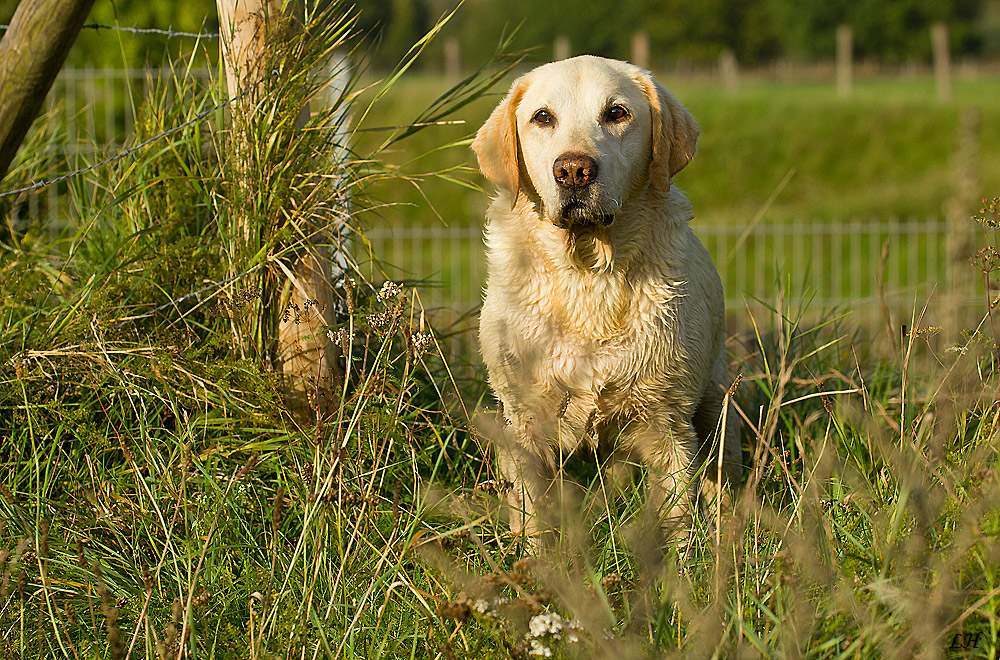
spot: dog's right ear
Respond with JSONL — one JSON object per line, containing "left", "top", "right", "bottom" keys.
{"left": 472, "top": 79, "right": 527, "bottom": 198}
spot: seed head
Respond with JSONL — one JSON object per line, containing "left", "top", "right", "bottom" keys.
{"left": 377, "top": 280, "right": 403, "bottom": 303}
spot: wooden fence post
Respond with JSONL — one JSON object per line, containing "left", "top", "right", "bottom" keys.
{"left": 719, "top": 48, "right": 739, "bottom": 96}
{"left": 631, "top": 31, "right": 649, "bottom": 69}
{"left": 554, "top": 35, "right": 571, "bottom": 61}
{"left": 216, "top": 0, "right": 342, "bottom": 416}
{"left": 931, "top": 22, "right": 952, "bottom": 102}
{"left": 0, "top": 0, "right": 96, "bottom": 181}
{"left": 945, "top": 108, "right": 979, "bottom": 332}
{"left": 836, "top": 24, "right": 853, "bottom": 99}
{"left": 444, "top": 36, "right": 461, "bottom": 82}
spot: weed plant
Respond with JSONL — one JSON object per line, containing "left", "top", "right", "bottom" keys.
{"left": 2, "top": 4, "right": 1000, "bottom": 659}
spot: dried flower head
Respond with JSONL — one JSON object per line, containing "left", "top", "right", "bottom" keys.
{"left": 411, "top": 332, "right": 433, "bottom": 355}
{"left": 344, "top": 278, "right": 356, "bottom": 314}
{"left": 600, "top": 572, "right": 623, "bottom": 591}
{"left": 192, "top": 590, "right": 212, "bottom": 608}
{"left": 477, "top": 479, "right": 513, "bottom": 496}
{"left": 438, "top": 599, "right": 471, "bottom": 621}
{"left": 973, "top": 197, "right": 1000, "bottom": 227}
{"left": 272, "top": 486, "right": 285, "bottom": 533}
{"left": 39, "top": 520, "right": 49, "bottom": 560}
{"left": 336, "top": 327, "right": 351, "bottom": 356}
{"left": 367, "top": 310, "right": 394, "bottom": 334}
{"left": 76, "top": 538, "right": 87, "bottom": 569}
{"left": 377, "top": 280, "right": 403, "bottom": 303}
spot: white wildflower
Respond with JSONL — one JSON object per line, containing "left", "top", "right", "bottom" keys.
{"left": 529, "top": 611, "right": 568, "bottom": 638}
{"left": 528, "top": 639, "right": 552, "bottom": 657}
{"left": 471, "top": 595, "right": 508, "bottom": 618}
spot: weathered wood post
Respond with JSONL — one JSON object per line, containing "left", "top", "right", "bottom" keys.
{"left": 931, "top": 22, "right": 952, "bottom": 102}
{"left": 719, "top": 48, "right": 739, "bottom": 96}
{"left": 836, "top": 24, "right": 853, "bottom": 99}
{"left": 554, "top": 35, "right": 571, "bottom": 61}
{"left": 216, "top": 0, "right": 342, "bottom": 416}
{"left": 444, "top": 36, "right": 461, "bottom": 82}
{"left": 0, "top": 0, "right": 96, "bottom": 181}
{"left": 631, "top": 31, "right": 649, "bottom": 70}
{"left": 945, "top": 108, "right": 979, "bottom": 333}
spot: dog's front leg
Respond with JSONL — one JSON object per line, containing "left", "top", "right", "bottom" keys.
{"left": 633, "top": 415, "right": 703, "bottom": 542}
{"left": 496, "top": 434, "right": 554, "bottom": 551}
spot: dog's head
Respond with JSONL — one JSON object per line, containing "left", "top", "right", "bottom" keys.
{"left": 473, "top": 55, "right": 699, "bottom": 229}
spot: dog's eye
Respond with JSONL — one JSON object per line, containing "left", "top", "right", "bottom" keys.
{"left": 531, "top": 109, "right": 554, "bottom": 126}
{"left": 604, "top": 104, "right": 630, "bottom": 123}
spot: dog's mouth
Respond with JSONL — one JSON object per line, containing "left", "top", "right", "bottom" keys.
{"left": 553, "top": 200, "right": 615, "bottom": 229}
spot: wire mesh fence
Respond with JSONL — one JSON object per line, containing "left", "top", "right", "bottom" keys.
{"left": 363, "top": 218, "right": 980, "bottom": 325}
{"left": 3, "top": 67, "right": 988, "bottom": 329}
{"left": 5, "top": 67, "right": 216, "bottom": 236}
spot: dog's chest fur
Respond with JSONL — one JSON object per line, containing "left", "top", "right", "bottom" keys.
{"left": 480, "top": 193, "right": 716, "bottom": 453}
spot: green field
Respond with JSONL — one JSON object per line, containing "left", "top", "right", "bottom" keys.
{"left": 350, "top": 72, "right": 1000, "bottom": 324}
{"left": 355, "top": 73, "right": 1000, "bottom": 228}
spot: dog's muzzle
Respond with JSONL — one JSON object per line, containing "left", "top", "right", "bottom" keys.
{"left": 553, "top": 152, "right": 598, "bottom": 190}
{"left": 552, "top": 153, "right": 613, "bottom": 228}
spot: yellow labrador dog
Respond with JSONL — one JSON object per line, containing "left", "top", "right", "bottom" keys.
{"left": 473, "top": 56, "right": 741, "bottom": 545}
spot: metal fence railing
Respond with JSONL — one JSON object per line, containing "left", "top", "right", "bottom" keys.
{"left": 364, "top": 218, "right": 983, "bottom": 323}
{"left": 4, "top": 67, "right": 987, "bottom": 327}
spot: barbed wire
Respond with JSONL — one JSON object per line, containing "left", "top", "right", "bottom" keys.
{"left": 0, "top": 23, "right": 220, "bottom": 39}
{"left": 0, "top": 85, "right": 252, "bottom": 201}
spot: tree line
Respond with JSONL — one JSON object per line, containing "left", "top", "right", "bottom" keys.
{"left": 362, "top": 0, "right": 997, "bottom": 70}
{"left": 2, "top": 0, "right": 998, "bottom": 69}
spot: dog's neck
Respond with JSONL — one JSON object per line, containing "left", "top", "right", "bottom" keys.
{"left": 563, "top": 224, "right": 617, "bottom": 272}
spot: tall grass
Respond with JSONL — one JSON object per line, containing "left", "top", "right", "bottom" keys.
{"left": 2, "top": 5, "right": 1000, "bottom": 659}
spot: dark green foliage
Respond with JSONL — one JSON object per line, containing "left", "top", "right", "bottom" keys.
{"left": 3, "top": 0, "right": 995, "bottom": 70}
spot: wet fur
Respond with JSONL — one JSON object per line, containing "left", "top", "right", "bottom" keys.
{"left": 473, "top": 56, "right": 742, "bottom": 545}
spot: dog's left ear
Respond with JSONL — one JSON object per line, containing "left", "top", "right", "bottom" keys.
{"left": 472, "top": 78, "right": 527, "bottom": 198}
{"left": 639, "top": 73, "right": 700, "bottom": 192}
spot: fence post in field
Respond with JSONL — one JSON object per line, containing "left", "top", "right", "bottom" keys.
{"left": 0, "top": 0, "right": 96, "bottom": 181}
{"left": 554, "top": 35, "right": 571, "bottom": 61}
{"left": 931, "top": 23, "right": 952, "bottom": 102}
{"left": 719, "top": 48, "right": 739, "bottom": 96}
{"left": 216, "top": 0, "right": 342, "bottom": 417}
{"left": 631, "top": 31, "right": 649, "bottom": 69}
{"left": 445, "top": 36, "right": 461, "bottom": 82}
{"left": 836, "top": 24, "right": 853, "bottom": 99}
{"left": 945, "top": 108, "right": 979, "bottom": 332}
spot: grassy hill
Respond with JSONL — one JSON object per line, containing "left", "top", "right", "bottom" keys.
{"left": 355, "top": 73, "right": 1000, "bottom": 228}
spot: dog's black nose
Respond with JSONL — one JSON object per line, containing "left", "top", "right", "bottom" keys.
{"left": 553, "top": 153, "right": 598, "bottom": 189}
